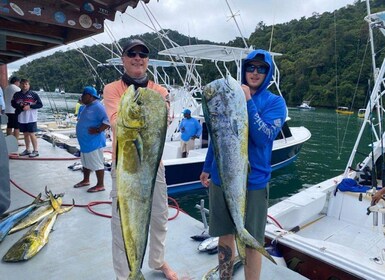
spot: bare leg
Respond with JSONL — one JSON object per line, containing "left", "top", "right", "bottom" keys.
{"left": 218, "top": 234, "right": 235, "bottom": 280}
{"left": 30, "top": 132, "right": 38, "bottom": 151}
{"left": 244, "top": 247, "right": 262, "bottom": 280}
{"left": 82, "top": 167, "right": 91, "bottom": 183}
{"left": 14, "top": 129, "right": 20, "bottom": 140}
{"left": 95, "top": 169, "right": 104, "bottom": 187}
{"left": 24, "top": 132, "right": 31, "bottom": 150}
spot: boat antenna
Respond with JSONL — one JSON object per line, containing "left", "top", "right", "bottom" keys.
{"left": 268, "top": 0, "right": 277, "bottom": 52}
{"left": 334, "top": 10, "right": 341, "bottom": 160}
{"left": 224, "top": 0, "right": 248, "bottom": 48}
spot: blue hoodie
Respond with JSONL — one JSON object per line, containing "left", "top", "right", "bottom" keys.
{"left": 202, "top": 49, "right": 287, "bottom": 190}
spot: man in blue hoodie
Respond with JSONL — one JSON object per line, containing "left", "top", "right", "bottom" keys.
{"left": 200, "top": 49, "right": 287, "bottom": 279}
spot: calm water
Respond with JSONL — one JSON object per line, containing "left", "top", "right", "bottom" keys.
{"left": 37, "top": 91, "right": 79, "bottom": 121}
{"left": 171, "top": 108, "right": 371, "bottom": 220}
{"left": 37, "top": 94, "right": 370, "bottom": 220}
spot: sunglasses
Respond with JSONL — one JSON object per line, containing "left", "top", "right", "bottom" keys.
{"left": 245, "top": 64, "right": 268, "bottom": 74}
{"left": 125, "top": 51, "right": 149, "bottom": 58}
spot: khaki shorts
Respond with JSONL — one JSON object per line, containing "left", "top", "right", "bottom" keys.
{"left": 80, "top": 148, "right": 105, "bottom": 171}
{"left": 208, "top": 182, "right": 269, "bottom": 245}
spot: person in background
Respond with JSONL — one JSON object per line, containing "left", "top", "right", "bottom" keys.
{"left": 178, "top": 108, "right": 202, "bottom": 158}
{"left": 200, "top": 49, "right": 287, "bottom": 279}
{"left": 74, "top": 86, "right": 110, "bottom": 193}
{"left": 4, "top": 76, "right": 21, "bottom": 139}
{"left": 11, "top": 79, "right": 43, "bottom": 158}
{"left": 0, "top": 86, "right": 5, "bottom": 115}
{"left": 103, "top": 38, "right": 178, "bottom": 280}
{"left": 74, "top": 96, "right": 82, "bottom": 117}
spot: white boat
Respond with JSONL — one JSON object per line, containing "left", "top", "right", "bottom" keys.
{"left": 46, "top": 44, "right": 311, "bottom": 194}
{"left": 265, "top": 3, "right": 385, "bottom": 279}
{"left": 157, "top": 44, "right": 311, "bottom": 193}
{"left": 297, "top": 100, "right": 315, "bottom": 110}
{"left": 358, "top": 108, "right": 366, "bottom": 118}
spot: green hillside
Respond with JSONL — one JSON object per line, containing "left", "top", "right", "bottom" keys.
{"left": 13, "top": 0, "right": 385, "bottom": 108}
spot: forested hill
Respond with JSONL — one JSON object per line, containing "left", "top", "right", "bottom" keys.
{"left": 13, "top": 0, "right": 385, "bottom": 108}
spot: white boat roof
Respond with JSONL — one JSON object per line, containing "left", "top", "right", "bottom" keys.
{"left": 365, "top": 11, "right": 385, "bottom": 36}
{"left": 158, "top": 44, "right": 282, "bottom": 62}
{"left": 99, "top": 58, "right": 200, "bottom": 68}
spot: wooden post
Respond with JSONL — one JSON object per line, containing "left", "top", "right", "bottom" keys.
{"left": 0, "top": 64, "right": 8, "bottom": 89}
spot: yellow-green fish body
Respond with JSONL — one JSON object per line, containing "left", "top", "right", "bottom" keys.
{"left": 9, "top": 197, "right": 62, "bottom": 234}
{"left": 2, "top": 195, "right": 73, "bottom": 262}
{"left": 203, "top": 75, "right": 275, "bottom": 263}
{"left": 116, "top": 85, "right": 168, "bottom": 279}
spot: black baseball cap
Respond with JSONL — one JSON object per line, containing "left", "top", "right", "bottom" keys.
{"left": 122, "top": 39, "right": 149, "bottom": 54}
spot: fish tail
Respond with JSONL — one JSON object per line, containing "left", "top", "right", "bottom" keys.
{"left": 128, "top": 271, "right": 145, "bottom": 280}
{"left": 237, "top": 228, "right": 276, "bottom": 264}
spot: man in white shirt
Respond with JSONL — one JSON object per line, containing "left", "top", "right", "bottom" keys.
{"left": 4, "top": 76, "right": 21, "bottom": 138}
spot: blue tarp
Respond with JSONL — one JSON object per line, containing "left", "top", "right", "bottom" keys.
{"left": 337, "top": 178, "right": 372, "bottom": 193}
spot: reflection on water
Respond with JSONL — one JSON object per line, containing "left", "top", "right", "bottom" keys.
{"left": 172, "top": 108, "right": 371, "bottom": 221}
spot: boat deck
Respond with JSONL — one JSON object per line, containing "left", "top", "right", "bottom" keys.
{"left": 1, "top": 138, "right": 307, "bottom": 280}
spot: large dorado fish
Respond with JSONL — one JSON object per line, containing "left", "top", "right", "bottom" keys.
{"left": 116, "top": 85, "right": 168, "bottom": 279}
{"left": 202, "top": 75, "right": 275, "bottom": 263}
{"left": 9, "top": 192, "right": 62, "bottom": 234}
{"left": 2, "top": 194, "right": 74, "bottom": 262}
{"left": 0, "top": 195, "right": 42, "bottom": 243}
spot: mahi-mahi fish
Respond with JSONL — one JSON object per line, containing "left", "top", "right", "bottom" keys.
{"left": 2, "top": 194, "right": 74, "bottom": 262}
{"left": 116, "top": 85, "right": 168, "bottom": 279}
{"left": 9, "top": 194, "right": 62, "bottom": 234}
{"left": 0, "top": 195, "right": 43, "bottom": 243}
{"left": 202, "top": 75, "right": 275, "bottom": 263}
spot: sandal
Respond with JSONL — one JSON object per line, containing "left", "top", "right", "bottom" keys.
{"left": 74, "top": 182, "right": 90, "bottom": 188}
{"left": 87, "top": 186, "right": 105, "bottom": 193}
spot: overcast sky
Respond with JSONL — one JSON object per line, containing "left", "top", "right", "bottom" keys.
{"left": 7, "top": 0, "right": 357, "bottom": 75}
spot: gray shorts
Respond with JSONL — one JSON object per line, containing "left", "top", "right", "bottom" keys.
{"left": 208, "top": 182, "right": 269, "bottom": 245}
{"left": 80, "top": 148, "right": 105, "bottom": 171}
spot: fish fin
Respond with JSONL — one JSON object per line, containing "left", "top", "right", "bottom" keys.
{"left": 133, "top": 136, "right": 143, "bottom": 164}
{"left": 32, "top": 193, "right": 42, "bottom": 204}
{"left": 57, "top": 199, "right": 75, "bottom": 214}
{"left": 49, "top": 191, "right": 61, "bottom": 211}
{"left": 235, "top": 235, "right": 246, "bottom": 263}
{"left": 237, "top": 229, "right": 276, "bottom": 264}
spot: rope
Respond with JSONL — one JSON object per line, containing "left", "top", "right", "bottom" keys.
{"left": 9, "top": 178, "right": 181, "bottom": 220}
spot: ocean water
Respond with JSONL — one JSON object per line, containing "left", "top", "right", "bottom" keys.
{"left": 37, "top": 94, "right": 369, "bottom": 221}
{"left": 38, "top": 91, "right": 79, "bottom": 122}
{"left": 171, "top": 108, "right": 371, "bottom": 220}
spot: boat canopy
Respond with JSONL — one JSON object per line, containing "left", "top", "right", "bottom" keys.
{"left": 158, "top": 44, "right": 282, "bottom": 62}
{"left": 365, "top": 11, "right": 385, "bottom": 36}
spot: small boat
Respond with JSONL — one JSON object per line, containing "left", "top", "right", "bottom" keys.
{"left": 297, "top": 101, "right": 315, "bottom": 110}
{"left": 265, "top": 4, "right": 385, "bottom": 279}
{"left": 336, "top": 106, "right": 354, "bottom": 115}
{"left": 357, "top": 108, "right": 366, "bottom": 118}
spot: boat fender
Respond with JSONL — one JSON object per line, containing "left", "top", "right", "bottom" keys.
{"left": 265, "top": 242, "right": 287, "bottom": 267}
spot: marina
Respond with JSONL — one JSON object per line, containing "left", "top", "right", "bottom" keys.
{"left": 0, "top": 137, "right": 306, "bottom": 280}
{"left": 1, "top": 1, "right": 384, "bottom": 279}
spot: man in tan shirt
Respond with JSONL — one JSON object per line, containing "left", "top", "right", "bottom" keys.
{"left": 103, "top": 39, "right": 177, "bottom": 280}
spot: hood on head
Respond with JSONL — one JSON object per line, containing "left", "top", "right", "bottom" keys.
{"left": 241, "top": 49, "right": 274, "bottom": 94}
